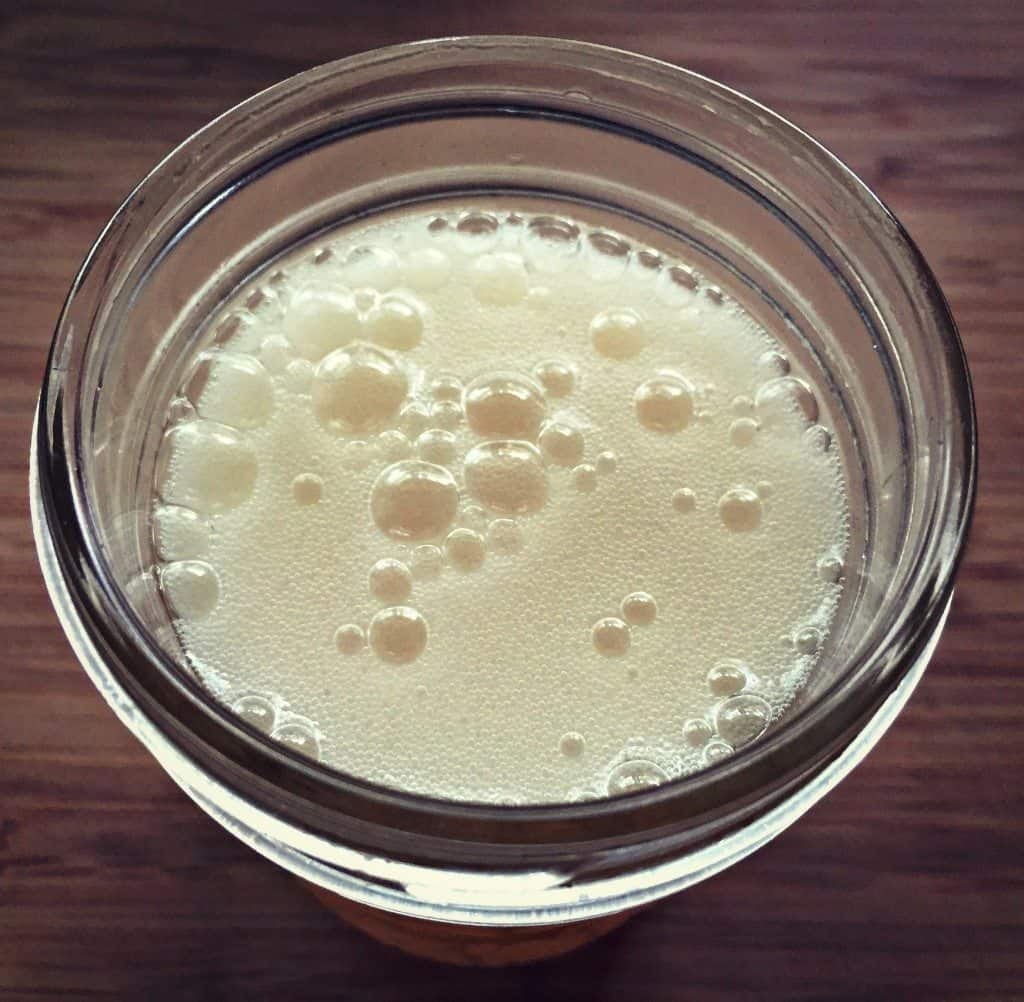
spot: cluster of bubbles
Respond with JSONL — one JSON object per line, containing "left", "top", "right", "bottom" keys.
{"left": 230, "top": 691, "right": 322, "bottom": 761}
{"left": 592, "top": 591, "right": 658, "bottom": 659}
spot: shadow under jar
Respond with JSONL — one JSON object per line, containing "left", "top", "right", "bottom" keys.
{"left": 31, "top": 37, "right": 975, "bottom": 965}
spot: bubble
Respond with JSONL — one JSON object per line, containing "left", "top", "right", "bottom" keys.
{"left": 794, "top": 626, "right": 822, "bottom": 655}
{"left": 620, "top": 592, "right": 657, "bottom": 627}
{"left": 683, "top": 718, "right": 713, "bottom": 748}
{"left": 731, "top": 394, "right": 754, "bottom": 416}
{"left": 715, "top": 694, "right": 772, "bottom": 748}
{"left": 455, "top": 211, "right": 500, "bottom": 251}
{"left": 590, "top": 307, "right": 648, "bottom": 359}
{"left": 592, "top": 617, "right": 631, "bottom": 657}
{"left": 272, "top": 720, "right": 322, "bottom": 760}
{"left": 369, "top": 606, "right": 428, "bottom": 664}
{"left": 370, "top": 461, "right": 459, "bottom": 541}
{"left": 532, "top": 360, "right": 576, "bottom": 398}
{"left": 335, "top": 623, "right": 367, "bottom": 654}
{"left": 486, "top": 517, "right": 524, "bottom": 554}
{"left": 718, "top": 488, "right": 762, "bottom": 532}
{"left": 585, "top": 230, "right": 630, "bottom": 281}
{"left": 635, "top": 248, "right": 663, "bottom": 273}
{"left": 365, "top": 558, "right": 412, "bottom": 604}
{"left": 340, "top": 245, "right": 401, "bottom": 290}
{"left": 702, "top": 740, "right": 734, "bottom": 765}
{"left": 291, "top": 473, "right": 323, "bottom": 506}
{"left": 458, "top": 504, "right": 489, "bottom": 532}
{"left": 376, "top": 429, "right": 411, "bottom": 461}
{"left": 702, "top": 285, "right": 725, "bottom": 306}
{"left": 470, "top": 252, "right": 529, "bottom": 305}
{"left": 365, "top": 294, "right": 423, "bottom": 351}
{"left": 429, "top": 399, "right": 463, "bottom": 430}
{"left": 312, "top": 342, "right": 408, "bottom": 432}
{"left": 818, "top": 554, "right": 844, "bottom": 583}
{"left": 283, "top": 290, "right": 360, "bottom": 361}
{"left": 153, "top": 504, "right": 210, "bottom": 560}
{"left": 399, "top": 401, "right": 431, "bottom": 438}
{"left": 427, "top": 215, "right": 450, "bottom": 236}
{"left": 707, "top": 659, "right": 748, "bottom": 697}
{"left": 341, "top": 440, "right": 375, "bottom": 470}
{"left": 259, "top": 334, "right": 293, "bottom": 374}
{"left": 672, "top": 488, "right": 697, "bottom": 513}
{"left": 804, "top": 424, "right": 833, "bottom": 452}
{"left": 157, "top": 420, "right": 257, "bottom": 514}
{"left": 755, "top": 480, "right": 774, "bottom": 499}
{"left": 166, "top": 396, "right": 197, "bottom": 425}
{"left": 596, "top": 450, "right": 618, "bottom": 475}
{"left": 405, "top": 247, "right": 451, "bottom": 291}
{"left": 572, "top": 463, "right": 598, "bottom": 493}
{"left": 655, "top": 265, "right": 698, "bottom": 307}
{"left": 415, "top": 428, "right": 457, "bottom": 466}
{"left": 410, "top": 544, "right": 444, "bottom": 580}
{"left": 353, "top": 288, "right": 378, "bottom": 313}
{"left": 634, "top": 373, "right": 695, "bottom": 432}
{"left": 729, "top": 417, "right": 758, "bottom": 447}
{"left": 524, "top": 215, "right": 580, "bottom": 273}
{"left": 160, "top": 559, "right": 219, "bottom": 620}
{"left": 445, "top": 528, "right": 486, "bottom": 572}
{"left": 559, "top": 732, "right": 586, "bottom": 758}
{"left": 464, "top": 371, "right": 546, "bottom": 440}
{"left": 283, "top": 358, "right": 313, "bottom": 394}
{"left": 231, "top": 694, "right": 276, "bottom": 734}
{"left": 538, "top": 420, "right": 585, "bottom": 467}
{"left": 429, "top": 374, "right": 463, "bottom": 402}
{"left": 606, "top": 759, "right": 667, "bottom": 796}
{"left": 755, "top": 376, "right": 819, "bottom": 428}
{"left": 758, "top": 350, "right": 791, "bottom": 377}
{"left": 464, "top": 440, "right": 548, "bottom": 514}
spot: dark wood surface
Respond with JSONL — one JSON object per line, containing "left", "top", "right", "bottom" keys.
{"left": 2, "top": 1, "right": 1022, "bottom": 998}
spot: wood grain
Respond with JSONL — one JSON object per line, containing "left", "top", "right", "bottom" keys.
{"left": 1, "top": 0, "right": 1022, "bottom": 998}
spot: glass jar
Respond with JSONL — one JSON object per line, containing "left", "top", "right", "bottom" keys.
{"left": 31, "top": 37, "right": 975, "bottom": 933}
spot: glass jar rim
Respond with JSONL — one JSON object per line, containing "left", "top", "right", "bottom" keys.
{"left": 35, "top": 36, "right": 977, "bottom": 852}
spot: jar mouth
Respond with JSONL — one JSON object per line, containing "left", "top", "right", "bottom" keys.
{"left": 34, "top": 37, "right": 976, "bottom": 850}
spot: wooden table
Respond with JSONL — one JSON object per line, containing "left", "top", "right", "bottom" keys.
{"left": 2, "top": 2, "right": 1021, "bottom": 997}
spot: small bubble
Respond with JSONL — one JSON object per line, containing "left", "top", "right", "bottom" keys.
{"left": 456, "top": 211, "right": 500, "bottom": 251}
{"left": 371, "top": 460, "right": 459, "bottom": 540}
{"left": 634, "top": 373, "right": 695, "bottom": 432}
{"left": 410, "top": 544, "right": 444, "bottom": 580}
{"left": 458, "top": 504, "right": 489, "bottom": 532}
{"left": 794, "top": 626, "right": 822, "bottom": 655}
{"left": 755, "top": 480, "right": 774, "bottom": 499}
{"left": 538, "top": 420, "right": 585, "bottom": 467}
{"left": 559, "top": 732, "right": 586, "bottom": 758}
{"left": 156, "top": 420, "right": 257, "bottom": 515}
{"left": 414, "top": 428, "right": 456, "bottom": 466}
{"left": 405, "top": 247, "right": 451, "bottom": 291}
{"left": 167, "top": 397, "right": 197, "bottom": 425}
{"left": 702, "top": 285, "right": 724, "bottom": 306}
{"left": 445, "top": 528, "right": 486, "bottom": 572}
{"left": 153, "top": 504, "right": 211, "bottom": 561}
{"left": 524, "top": 215, "right": 581, "bottom": 273}
{"left": 365, "top": 294, "right": 423, "bottom": 351}
{"left": 160, "top": 559, "right": 220, "bottom": 620}
{"left": 758, "top": 350, "right": 791, "bottom": 377}
{"left": 683, "top": 718, "right": 713, "bottom": 748}
{"left": 572, "top": 463, "right": 599, "bottom": 493}
{"left": 818, "top": 554, "right": 844, "bottom": 583}
{"left": 470, "top": 252, "right": 529, "bottom": 305}
{"left": 430, "top": 399, "right": 463, "bottom": 430}
{"left": 731, "top": 394, "right": 754, "bottom": 416}
{"left": 429, "top": 374, "right": 463, "bottom": 402}
{"left": 259, "top": 334, "right": 293, "bottom": 374}
{"left": 486, "top": 518, "right": 524, "bottom": 554}
{"left": 591, "top": 307, "right": 648, "bottom": 359}
{"left": 376, "top": 429, "right": 411, "bottom": 461}
{"left": 341, "top": 440, "right": 375, "bottom": 470}
{"left": 353, "top": 288, "right": 378, "bottom": 312}
{"left": 592, "top": 617, "right": 631, "bottom": 657}
{"left": 595, "top": 450, "right": 618, "bottom": 475}
{"left": 312, "top": 343, "right": 408, "bottom": 433}
{"left": 804, "top": 424, "right": 833, "bottom": 452}
{"left": 672, "top": 487, "right": 697, "bottom": 513}
{"left": 532, "top": 360, "right": 576, "bottom": 397}
{"left": 620, "top": 592, "right": 657, "bottom": 627}
{"left": 729, "top": 417, "right": 758, "bottom": 447}
{"left": 283, "top": 358, "right": 313, "bottom": 394}
{"left": 585, "top": 230, "right": 630, "bottom": 280}
{"left": 707, "top": 659, "right": 748, "bottom": 697}
{"left": 427, "top": 216, "right": 450, "bottom": 236}
{"left": 464, "top": 371, "right": 546, "bottom": 440}
{"left": 635, "top": 249, "right": 663, "bottom": 273}
{"left": 291, "top": 473, "right": 323, "bottom": 506}
{"left": 718, "top": 488, "right": 762, "bottom": 532}
{"left": 606, "top": 759, "right": 667, "bottom": 796}
{"left": 313, "top": 247, "right": 333, "bottom": 265}
{"left": 272, "top": 720, "right": 322, "bottom": 760}
{"left": 335, "top": 623, "right": 367, "bottom": 655}
{"left": 716, "top": 694, "right": 772, "bottom": 748}
{"left": 283, "top": 290, "right": 360, "bottom": 361}
{"left": 232, "top": 694, "right": 276, "bottom": 734}
{"left": 702, "top": 740, "right": 734, "bottom": 765}
{"left": 655, "top": 265, "right": 698, "bottom": 307}
{"left": 340, "top": 245, "right": 402, "bottom": 290}
{"left": 755, "top": 376, "right": 819, "bottom": 428}
{"left": 369, "top": 606, "right": 428, "bottom": 664}
{"left": 369, "top": 558, "right": 413, "bottom": 603}
{"left": 464, "top": 440, "right": 549, "bottom": 514}
{"left": 399, "top": 401, "right": 431, "bottom": 438}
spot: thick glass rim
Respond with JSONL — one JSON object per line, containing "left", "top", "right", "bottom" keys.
{"left": 35, "top": 36, "right": 977, "bottom": 851}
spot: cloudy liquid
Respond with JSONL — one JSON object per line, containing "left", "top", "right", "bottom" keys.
{"left": 152, "top": 206, "right": 849, "bottom": 804}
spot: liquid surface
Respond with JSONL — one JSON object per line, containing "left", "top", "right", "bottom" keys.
{"left": 153, "top": 207, "right": 849, "bottom": 804}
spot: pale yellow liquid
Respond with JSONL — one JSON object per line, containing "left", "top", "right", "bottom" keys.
{"left": 153, "top": 207, "right": 848, "bottom": 804}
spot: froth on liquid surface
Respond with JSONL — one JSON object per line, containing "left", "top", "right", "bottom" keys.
{"left": 152, "top": 206, "right": 849, "bottom": 804}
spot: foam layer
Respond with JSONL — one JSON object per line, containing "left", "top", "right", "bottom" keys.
{"left": 152, "top": 207, "right": 849, "bottom": 804}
